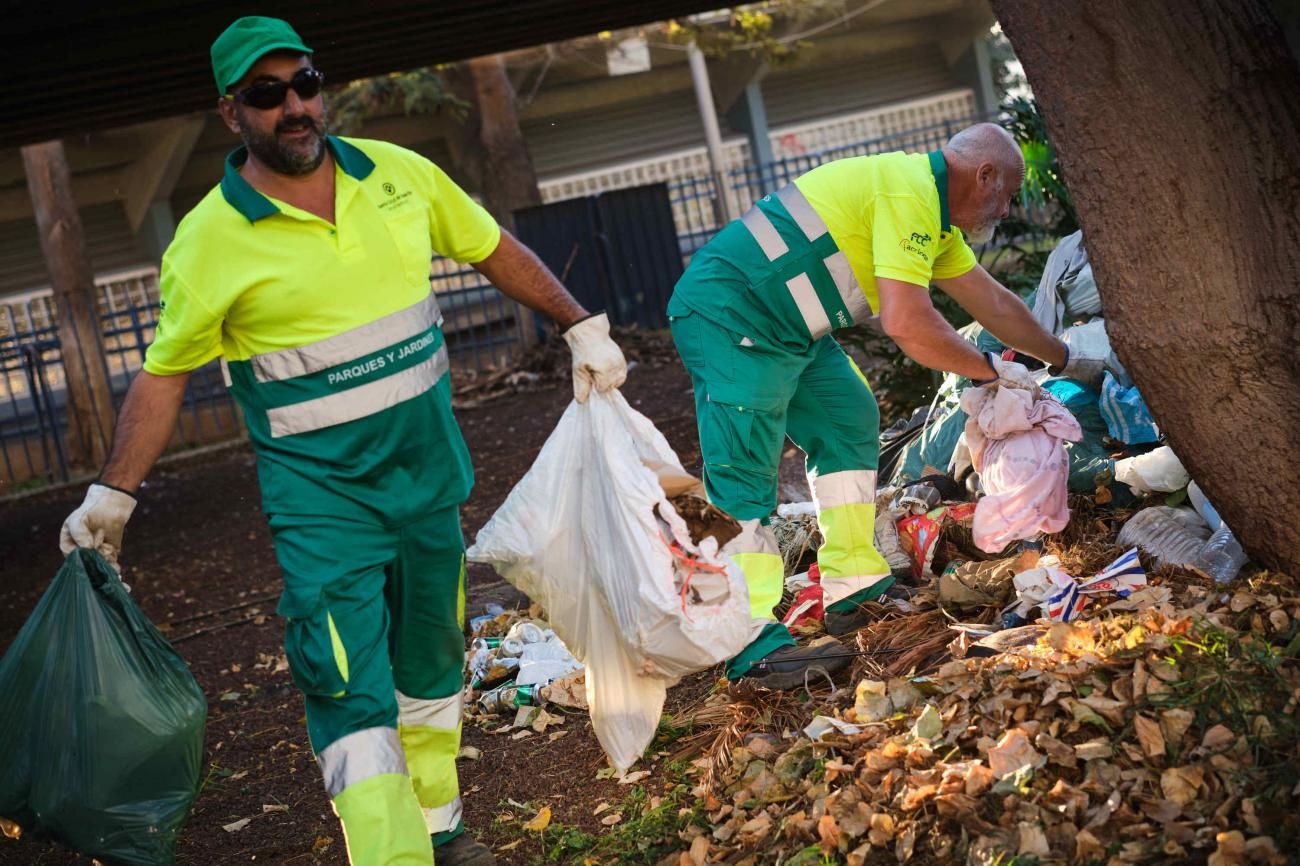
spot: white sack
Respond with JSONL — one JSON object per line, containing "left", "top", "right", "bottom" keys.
{"left": 466, "top": 390, "right": 751, "bottom": 770}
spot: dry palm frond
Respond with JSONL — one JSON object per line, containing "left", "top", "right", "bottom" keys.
{"left": 853, "top": 607, "right": 953, "bottom": 679}
{"left": 771, "top": 512, "right": 821, "bottom": 575}
{"left": 670, "top": 682, "right": 819, "bottom": 791}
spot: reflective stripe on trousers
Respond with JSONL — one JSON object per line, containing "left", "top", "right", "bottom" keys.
{"left": 396, "top": 690, "right": 463, "bottom": 835}
{"left": 317, "top": 726, "right": 409, "bottom": 797}
{"left": 808, "top": 469, "right": 891, "bottom": 605}
{"left": 723, "top": 518, "right": 784, "bottom": 620}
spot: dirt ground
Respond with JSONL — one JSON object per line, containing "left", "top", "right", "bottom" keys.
{"left": 0, "top": 338, "right": 814, "bottom": 866}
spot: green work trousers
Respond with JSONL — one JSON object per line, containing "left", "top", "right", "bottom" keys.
{"left": 670, "top": 308, "right": 892, "bottom": 632}
{"left": 270, "top": 505, "right": 467, "bottom": 866}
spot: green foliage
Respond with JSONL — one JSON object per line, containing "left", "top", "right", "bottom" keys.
{"left": 1154, "top": 621, "right": 1299, "bottom": 810}
{"left": 664, "top": 2, "right": 852, "bottom": 64}
{"left": 1001, "top": 97, "right": 1077, "bottom": 236}
{"left": 667, "top": 9, "right": 805, "bottom": 64}
{"left": 325, "top": 68, "right": 467, "bottom": 136}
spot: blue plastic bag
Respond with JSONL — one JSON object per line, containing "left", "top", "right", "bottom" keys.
{"left": 1099, "top": 371, "right": 1159, "bottom": 444}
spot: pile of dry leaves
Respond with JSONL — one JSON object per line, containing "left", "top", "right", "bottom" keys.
{"left": 665, "top": 568, "right": 1298, "bottom": 865}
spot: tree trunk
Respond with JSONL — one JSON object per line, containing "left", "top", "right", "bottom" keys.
{"left": 446, "top": 54, "right": 544, "bottom": 345}
{"left": 992, "top": 0, "right": 1300, "bottom": 575}
{"left": 21, "top": 139, "right": 116, "bottom": 472}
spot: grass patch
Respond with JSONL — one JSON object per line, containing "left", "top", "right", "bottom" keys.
{"left": 494, "top": 761, "right": 706, "bottom": 865}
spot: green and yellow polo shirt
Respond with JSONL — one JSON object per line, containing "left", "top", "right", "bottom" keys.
{"left": 145, "top": 136, "right": 501, "bottom": 522}
{"left": 668, "top": 150, "right": 977, "bottom": 346}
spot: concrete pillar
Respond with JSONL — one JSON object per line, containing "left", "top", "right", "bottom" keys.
{"left": 951, "top": 36, "right": 1000, "bottom": 118}
{"left": 687, "top": 42, "right": 736, "bottom": 224}
{"left": 727, "top": 81, "right": 774, "bottom": 181}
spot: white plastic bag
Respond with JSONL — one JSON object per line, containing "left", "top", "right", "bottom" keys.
{"left": 466, "top": 390, "right": 751, "bottom": 770}
{"left": 1114, "top": 445, "right": 1189, "bottom": 494}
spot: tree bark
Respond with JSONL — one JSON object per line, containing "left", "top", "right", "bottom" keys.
{"left": 446, "top": 54, "right": 544, "bottom": 345}
{"left": 446, "top": 54, "right": 544, "bottom": 229}
{"left": 992, "top": 0, "right": 1300, "bottom": 575}
{"left": 21, "top": 139, "right": 116, "bottom": 471}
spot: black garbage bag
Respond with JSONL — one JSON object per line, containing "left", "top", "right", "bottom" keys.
{"left": 0, "top": 548, "right": 206, "bottom": 865}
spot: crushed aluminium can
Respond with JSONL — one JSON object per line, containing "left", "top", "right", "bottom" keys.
{"left": 477, "top": 681, "right": 543, "bottom": 714}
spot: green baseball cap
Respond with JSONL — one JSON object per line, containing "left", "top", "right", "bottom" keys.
{"left": 211, "top": 16, "right": 312, "bottom": 94}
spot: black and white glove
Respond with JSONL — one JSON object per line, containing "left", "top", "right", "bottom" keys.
{"left": 973, "top": 351, "right": 1038, "bottom": 392}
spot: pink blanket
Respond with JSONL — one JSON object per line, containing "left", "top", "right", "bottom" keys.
{"left": 960, "top": 385, "right": 1083, "bottom": 553}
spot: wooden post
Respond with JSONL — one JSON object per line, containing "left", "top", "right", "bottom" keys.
{"left": 22, "top": 139, "right": 116, "bottom": 470}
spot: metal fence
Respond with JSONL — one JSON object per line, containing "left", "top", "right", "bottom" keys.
{"left": 673, "top": 116, "right": 985, "bottom": 256}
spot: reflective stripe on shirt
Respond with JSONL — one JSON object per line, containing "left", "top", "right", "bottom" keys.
{"left": 740, "top": 183, "right": 874, "bottom": 339}
{"left": 251, "top": 293, "right": 442, "bottom": 383}
{"left": 784, "top": 273, "right": 833, "bottom": 340}
{"left": 267, "top": 343, "right": 450, "bottom": 438}
{"left": 775, "top": 184, "right": 828, "bottom": 242}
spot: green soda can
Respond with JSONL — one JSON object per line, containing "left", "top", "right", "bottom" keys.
{"left": 477, "top": 681, "right": 544, "bottom": 714}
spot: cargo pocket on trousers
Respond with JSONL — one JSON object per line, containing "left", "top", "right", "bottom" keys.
{"left": 284, "top": 606, "right": 351, "bottom": 698}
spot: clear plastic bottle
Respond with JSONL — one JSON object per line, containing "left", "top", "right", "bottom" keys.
{"left": 1185, "top": 482, "right": 1247, "bottom": 584}
{"left": 1192, "top": 525, "right": 1248, "bottom": 584}
{"left": 1116, "top": 506, "right": 1210, "bottom": 570}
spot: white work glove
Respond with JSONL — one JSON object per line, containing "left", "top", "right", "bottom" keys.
{"left": 974, "top": 351, "right": 1038, "bottom": 393}
{"left": 1049, "top": 324, "right": 1109, "bottom": 387}
{"left": 561, "top": 312, "right": 627, "bottom": 403}
{"left": 60, "top": 482, "right": 137, "bottom": 569}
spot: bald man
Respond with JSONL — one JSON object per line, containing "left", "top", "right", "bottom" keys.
{"left": 668, "top": 123, "right": 1089, "bottom": 688}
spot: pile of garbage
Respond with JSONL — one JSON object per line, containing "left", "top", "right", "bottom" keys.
{"left": 464, "top": 604, "right": 588, "bottom": 731}
{"left": 886, "top": 230, "right": 1209, "bottom": 516}
{"left": 650, "top": 221, "right": 1298, "bottom": 861}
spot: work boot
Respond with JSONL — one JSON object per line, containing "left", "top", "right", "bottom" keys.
{"left": 741, "top": 639, "right": 851, "bottom": 690}
{"left": 434, "top": 833, "right": 497, "bottom": 866}
{"left": 824, "top": 577, "right": 897, "bottom": 636}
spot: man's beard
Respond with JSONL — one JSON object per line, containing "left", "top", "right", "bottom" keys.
{"left": 240, "top": 109, "right": 327, "bottom": 176}
{"left": 964, "top": 220, "right": 998, "bottom": 245}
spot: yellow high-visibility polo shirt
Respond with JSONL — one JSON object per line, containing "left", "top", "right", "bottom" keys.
{"left": 144, "top": 135, "right": 500, "bottom": 375}
{"left": 668, "top": 150, "right": 979, "bottom": 346}
{"left": 794, "top": 150, "right": 978, "bottom": 300}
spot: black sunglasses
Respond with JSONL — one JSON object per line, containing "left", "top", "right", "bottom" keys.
{"left": 228, "top": 68, "right": 325, "bottom": 110}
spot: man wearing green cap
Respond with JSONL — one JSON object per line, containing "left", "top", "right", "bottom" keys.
{"left": 57, "top": 15, "right": 627, "bottom": 866}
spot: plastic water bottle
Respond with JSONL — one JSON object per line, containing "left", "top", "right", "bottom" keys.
{"left": 1192, "top": 525, "right": 1247, "bottom": 585}
{"left": 1116, "top": 507, "right": 1209, "bottom": 570}
{"left": 1186, "top": 482, "right": 1223, "bottom": 531}
{"left": 1186, "top": 482, "right": 1246, "bottom": 584}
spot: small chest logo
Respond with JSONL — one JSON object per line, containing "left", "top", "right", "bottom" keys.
{"left": 377, "top": 181, "right": 413, "bottom": 211}
{"left": 909, "top": 232, "right": 932, "bottom": 246}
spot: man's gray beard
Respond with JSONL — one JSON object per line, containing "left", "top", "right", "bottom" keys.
{"left": 240, "top": 110, "right": 328, "bottom": 177}
{"left": 965, "top": 221, "right": 997, "bottom": 245}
